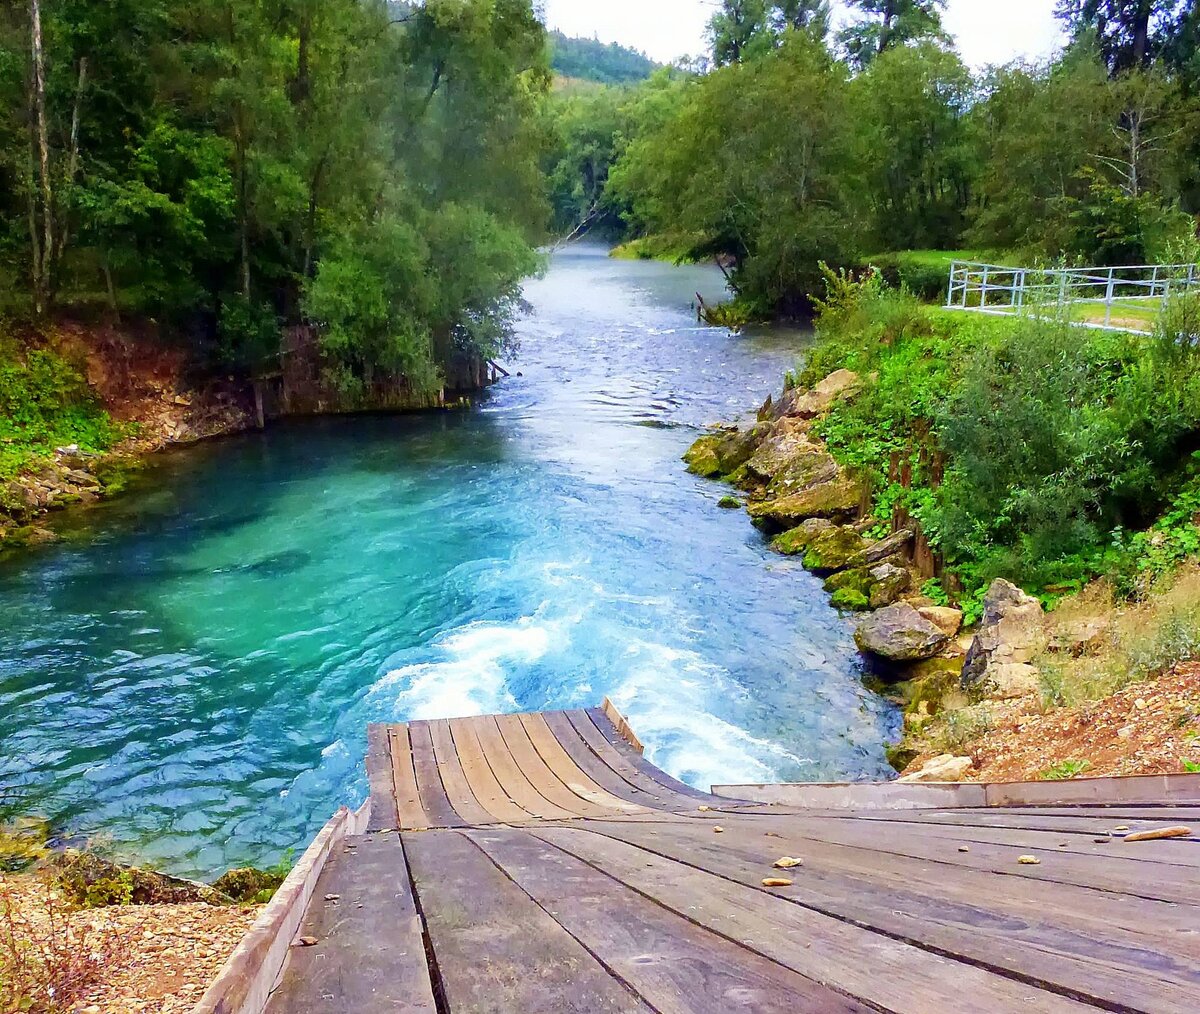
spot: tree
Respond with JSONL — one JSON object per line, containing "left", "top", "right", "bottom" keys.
{"left": 707, "top": 0, "right": 769, "bottom": 66}
{"left": 852, "top": 42, "right": 975, "bottom": 250}
{"left": 839, "top": 0, "right": 947, "bottom": 69}
{"left": 771, "top": 1, "right": 833, "bottom": 39}
{"left": 1056, "top": 1, "right": 1191, "bottom": 73}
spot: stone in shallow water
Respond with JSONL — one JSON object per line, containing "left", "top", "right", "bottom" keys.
{"left": 802, "top": 526, "right": 869, "bottom": 573}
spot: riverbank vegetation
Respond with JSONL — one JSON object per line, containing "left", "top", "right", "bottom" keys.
{"left": 546, "top": 1, "right": 1200, "bottom": 315}
{"left": 805, "top": 270, "right": 1200, "bottom": 616}
{"left": 0, "top": 0, "right": 549, "bottom": 405}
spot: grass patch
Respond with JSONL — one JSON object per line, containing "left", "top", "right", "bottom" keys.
{"left": 1039, "top": 565, "right": 1200, "bottom": 708}
{"left": 1037, "top": 759, "right": 1092, "bottom": 780}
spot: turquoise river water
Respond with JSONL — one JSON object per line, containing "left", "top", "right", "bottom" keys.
{"left": 0, "top": 244, "right": 898, "bottom": 877}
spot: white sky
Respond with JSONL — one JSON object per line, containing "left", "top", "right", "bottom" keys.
{"left": 542, "top": 0, "right": 1067, "bottom": 69}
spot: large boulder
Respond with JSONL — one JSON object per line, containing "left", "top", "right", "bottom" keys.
{"left": 683, "top": 425, "right": 768, "bottom": 478}
{"left": 847, "top": 528, "right": 914, "bottom": 568}
{"left": 787, "top": 369, "right": 861, "bottom": 419}
{"left": 748, "top": 477, "right": 864, "bottom": 529}
{"left": 803, "top": 525, "right": 869, "bottom": 573}
{"left": 772, "top": 518, "right": 833, "bottom": 555}
{"left": 854, "top": 603, "right": 951, "bottom": 662}
{"left": 918, "top": 606, "right": 964, "bottom": 638}
{"left": 961, "top": 579, "right": 1045, "bottom": 698}
{"left": 743, "top": 421, "right": 836, "bottom": 489}
{"left": 866, "top": 562, "right": 912, "bottom": 608}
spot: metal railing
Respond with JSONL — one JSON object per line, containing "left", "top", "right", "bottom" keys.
{"left": 946, "top": 261, "right": 1200, "bottom": 333}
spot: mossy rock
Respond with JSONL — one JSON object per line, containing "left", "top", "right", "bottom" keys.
{"left": 748, "top": 477, "right": 864, "bottom": 529}
{"left": 831, "top": 588, "right": 871, "bottom": 611}
{"left": 824, "top": 567, "right": 872, "bottom": 596}
{"left": 212, "top": 866, "right": 287, "bottom": 903}
{"left": 771, "top": 519, "right": 832, "bottom": 556}
{"left": 717, "top": 495, "right": 741, "bottom": 510}
{"left": 802, "top": 526, "right": 869, "bottom": 573}
{"left": 683, "top": 435, "right": 723, "bottom": 477}
{"left": 1, "top": 525, "right": 57, "bottom": 550}
{"left": 54, "top": 851, "right": 230, "bottom": 907}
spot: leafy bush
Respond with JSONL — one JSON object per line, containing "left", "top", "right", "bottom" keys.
{"left": 0, "top": 333, "right": 123, "bottom": 481}
{"left": 804, "top": 273, "right": 1200, "bottom": 607}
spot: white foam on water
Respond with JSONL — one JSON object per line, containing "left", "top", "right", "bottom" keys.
{"left": 607, "top": 639, "right": 814, "bottom": 788}
{"left": 369, "top": 617, "right": 550, "bottom": 720}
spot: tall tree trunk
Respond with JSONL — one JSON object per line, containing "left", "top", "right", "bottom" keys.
{"left": 30, "top": 0, "right": 52, "bottom": 316}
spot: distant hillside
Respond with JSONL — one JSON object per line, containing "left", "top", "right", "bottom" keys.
{"left": 548, "top": 30, "right": 659, "bottom": 85}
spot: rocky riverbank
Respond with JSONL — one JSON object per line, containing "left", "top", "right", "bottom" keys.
{"left": 685, "top": 368, "right": 968, "bottom": 702}
{"left": 686, "top": 369, "right": 1200, "bottom": 781}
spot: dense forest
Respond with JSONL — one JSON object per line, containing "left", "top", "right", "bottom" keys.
{"left": 548, "top": 30, "right": 658, "bottom": 85}
{"left": 0, "top": 0, "right": 548, "bottom": 405}
{"left": 547, "top": 0, "right": 1200, "bottom": 316}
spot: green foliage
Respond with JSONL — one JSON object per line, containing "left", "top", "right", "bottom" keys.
{"left": 862, "top": 250, "right": 979, "bottom": 301}
{"left": 1185, "top": 760, "right": 1200, "bottom": 772}
{"left": 548, "top": 31, "right": 658, "bottom": 85}
{"left": 806, "top": 272, "right": 1200, "bottom": 610}
{"left": 0, "top": 334, "right": 123, "bottom": 480}
{"left": 0, "top": 0, "right": 550, "bottom": 396}
{"left": 1037, "top": 759, "right": 1092, "bottom": 780}
{"left": 839, "top": 0, "right": 947, "bottom": 70}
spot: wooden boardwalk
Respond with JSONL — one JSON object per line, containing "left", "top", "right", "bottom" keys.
{"left": 218, "top": 705, "right": 1200, "bottom": 1013}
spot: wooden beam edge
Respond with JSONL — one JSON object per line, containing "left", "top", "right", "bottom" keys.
{"left": 601, "top": 697, "right": 644, "bottom": 754}
{"left": 191, "top": 800, "right": 367, "bottom": 1014}
{"left": 711, "top": 772, "right": 1200, "bottom": 810}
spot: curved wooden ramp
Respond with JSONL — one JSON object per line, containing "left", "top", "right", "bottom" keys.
{"left": 251, "top": 707, "right": 1200, "bottom": 1014}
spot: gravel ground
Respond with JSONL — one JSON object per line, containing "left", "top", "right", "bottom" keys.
{"left": 0, "top": 875, "right": 259, "bottom": 1013}
{"left": 962, "top": 663, "right": 1200, "bottom": 782}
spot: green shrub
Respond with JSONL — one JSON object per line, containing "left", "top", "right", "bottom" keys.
{"left": 0, "top": 332, "right": 124, "bottom": 481}
{"left": 803, "top": 273, "right": 1200, "bottom": 609}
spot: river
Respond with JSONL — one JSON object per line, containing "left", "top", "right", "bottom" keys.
{"left": 0, "top": 244, "right": 898, "bottom": 877}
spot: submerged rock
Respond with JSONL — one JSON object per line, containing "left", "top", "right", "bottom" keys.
{"left": 854, "top": 603, "right": 951, "bottom": 662}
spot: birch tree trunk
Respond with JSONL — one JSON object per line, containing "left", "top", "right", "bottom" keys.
{"left": 30, "top": 0, "right": 52, "bottom": 316}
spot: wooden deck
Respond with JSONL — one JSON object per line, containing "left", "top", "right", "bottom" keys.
{"left": 230, "top": 705, "right": 1199, "bottom": 1013}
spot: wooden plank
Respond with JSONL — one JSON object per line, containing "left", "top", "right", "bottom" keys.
{"left": 518, "top": 711, "right": 649, "bottom": 816}
{"left": 563, "top": 709, "right": 709, "bottom": 810}
{"left": 493, "top": 713, "right": 615, "bottom": 818}
{"left": 470, "top": 715, "right": 578, "bottom": 820}
{"left": 403, "top": 829, "right": 648, "bottom": 1013}
{"left": 466, "top": 827, "right": 874, "bottom": 1013}
{"left": 447, "top": 716, "right": 537, "bottom": 825}
{"left": 427, "top": 718, "right": 498, "bottom": 827}
{"left": 601, "top": 696, "right": 644, "bottom": 753}
{"left": 770, "top": 812, "right": 1200, "bottom": 904}
{"left": 585, "top": 707, "right": 739, "bottom": 804}
{"left": 265, "top": 833, "right": 435, "bottom": 1013}
{"left": 196, "top": 808, "right": 354, "bottom": 1014}
{"left": 531, "top": 826, "right": 1089, "bottom": 1014}
{"left": 406, "top": 720, "right": 468, "bottom": 828}
{"left": 543, "top": 710, "right": 680, "bottom": 809}
{"left": 712, "top": 781, "right": 989, "bottom": 810}
{"left": 365, "top": 723, "right": 398, "bottom": 832}
{"left": 386, "top": 725, "right": 430, "bottom": 830}
{"left": 781, "top": 812, "right": 1200, "bottom": 867}
{"left": 573, "top": 817, "right": 1200, "bottom": 1011}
